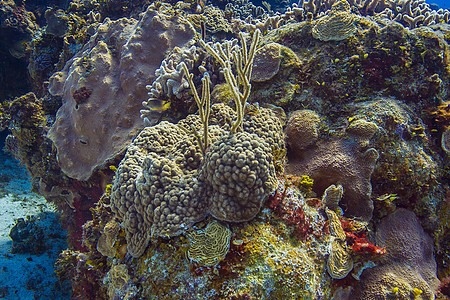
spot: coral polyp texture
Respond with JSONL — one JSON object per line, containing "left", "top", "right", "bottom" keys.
{"left": 110, "top": 104, "right": 284, "bottom": 257}
{"left": 312, "top": 0, "right": 357, "bottom": 41}
{"left": 202, "top": 132, "right": 278, "bottom": 221}
{"left": 285, "top": 109, "right": 321, "bottom": 154}
{"left": 251, "top": 42, "right": 282, "bottom": 82}
{"left": 186, "top": 221, "right": 232, "bottom": 267}
{"left": 351, "top": 208, "right": 440, "bottom": 299}
{"left": 47, "top": 6, "right": 195, "bottom": 181}
{"left": 286, "top": 110, "right": 379, "bottom": 221}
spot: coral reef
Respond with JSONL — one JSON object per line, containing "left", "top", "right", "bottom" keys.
{"left": 47, "top": 6, "right": 196, "bottom": 181}
{"left": 351, "top": 208, "right": 440, "bottom": 299}
{"left": 286, "top": 113, "right": 379, "bottom": 221}
{"left": 352, "top": 98, "right": 441, "bottom": 213}
{"left": 111, "top": 103, "right": 283, "bottom": 257}
{"left": 2, "top": 0, "right": 449, "bottom": 298}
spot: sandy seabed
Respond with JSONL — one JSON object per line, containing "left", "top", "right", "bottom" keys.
{"left": 0, "top": 150, "right": 70, "bottom": 300}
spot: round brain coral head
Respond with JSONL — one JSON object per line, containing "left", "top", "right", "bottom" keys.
{"left": 202, "top": 132, "right": 278, "bottom": 222}
{"left": 285, "top": 109, "right": 321, "bottom": 155}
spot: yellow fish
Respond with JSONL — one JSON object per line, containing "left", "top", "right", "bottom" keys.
{"left": 147, "top": 99, "right": 170, "bottom": 111}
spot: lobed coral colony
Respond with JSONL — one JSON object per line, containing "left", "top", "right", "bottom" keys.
{"left": 1, "top": 0, "right": 450, "bottom": 298}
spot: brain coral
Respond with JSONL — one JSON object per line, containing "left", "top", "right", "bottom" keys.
{"left": 47, "top": 6, "right": 195, "bottom": 181}
{"left": 351, "top": 208, "right": 440, "bottom": 299}
{"left": 285, "top": 109, "right": 321, "bottom": 154}
{"left": 111, "top": 104, "right": 284, "bottom": 257}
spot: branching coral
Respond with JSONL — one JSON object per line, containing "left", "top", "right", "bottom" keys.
{"left": 351, "top": 209, "right": 440, "bottom": 299}
{"left": 180, "top": 62, "right": 211, "bottom": 153}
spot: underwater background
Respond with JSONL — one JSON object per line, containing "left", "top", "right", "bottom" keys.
{"left": 0, "top": 0, "right": 449, "bottom": 299}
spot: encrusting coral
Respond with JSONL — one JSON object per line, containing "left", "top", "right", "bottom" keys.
{"left": 186, "top": 221, "right": 232, "bottom": 267}
{"left": 351, "top": 208, "right": 440, "bottom": 299}
{"left": 47, "top": 6, "right": 195, "bottom": 181}
{"left": 312, "top": 0, "right": 357, "bottom": 42}
{"left": 286, "top": 110, "right": 379, "bottom": 221}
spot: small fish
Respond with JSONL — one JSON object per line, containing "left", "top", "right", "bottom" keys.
{"left": 376, "top": 194, "right": 399, "bottom": 202}
{"left": 147, "top": 99, "right": 170, "bottom": 111}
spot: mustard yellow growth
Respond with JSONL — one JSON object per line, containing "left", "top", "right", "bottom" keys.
{"left": 412, "top": 288, "right": 423, "bottom": 298}
{"left": 298, "top": 175, "right": 314, "bottom": 194}
{"left": 325, "top": 208, "right": 346, "bottom": 241}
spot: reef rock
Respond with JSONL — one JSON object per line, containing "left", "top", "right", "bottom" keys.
{"left": 47, "top": 6, "right": 195, "bottom": 181}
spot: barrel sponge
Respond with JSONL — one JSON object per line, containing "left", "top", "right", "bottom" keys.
{"left": 285, "top": 109, "right": 321, "bottom": 154}
{"left": 351, "top": 209, "right": 440, "bottom": 299}
{"left": 202, "top": 132, "right": 278, "bottom": 222}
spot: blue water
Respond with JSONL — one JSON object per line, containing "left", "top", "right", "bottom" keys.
{"left": 427, "top": 0, "right": 450, "bottom": 9}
